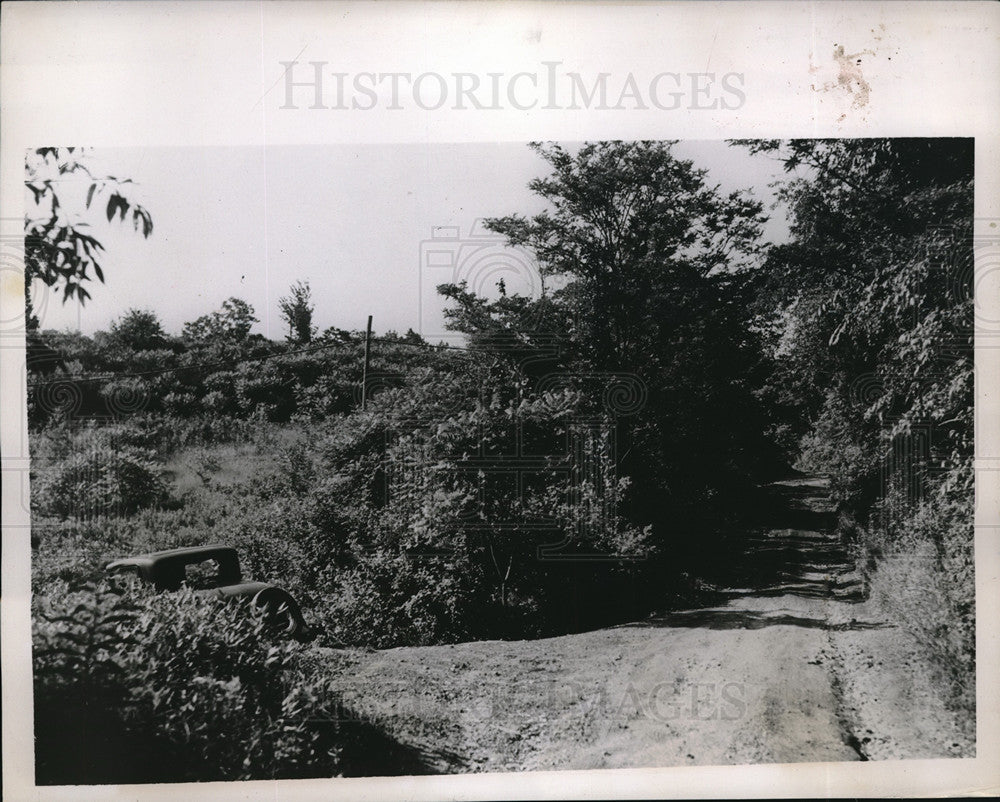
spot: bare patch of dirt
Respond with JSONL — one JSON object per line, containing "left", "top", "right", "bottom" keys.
{"left": 827, "top": 620, "right": 974, "bottom": 760}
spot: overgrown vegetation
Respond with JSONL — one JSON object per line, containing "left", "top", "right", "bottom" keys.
{"left": 742, "top": 139, "right": 974, "bottom": 715}
{"left": 34, "top": 581, "right": 424, "bottom": 783}
{"left": 28, "top": 139, "right": 975, "bottom": 780}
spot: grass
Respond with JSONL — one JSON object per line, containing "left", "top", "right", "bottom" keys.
{"left": 31, "top": 420, "right": 289, "bottom": 596}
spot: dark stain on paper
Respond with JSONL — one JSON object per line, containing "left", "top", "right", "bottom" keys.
{"left": 832, "top": 44, "right": 876, "bottom": 110}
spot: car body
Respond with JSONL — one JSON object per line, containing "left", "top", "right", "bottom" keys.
{"left": 106, "top": 544, "right": 311, "bottom": 639}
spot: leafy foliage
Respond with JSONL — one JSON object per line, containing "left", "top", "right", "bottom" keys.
{"left": 33, "top": 440, "right": 167, "bottom": 520}
{"left": 862, "top": 474, "right": 975, "bottom": 720}
{"left": 441, "top": 140, "right": 784, "bottom": 545}
{"left": 28, "top": 300, "right": 445, "bottom": 427}
{"left": 25, "top": 148, "right": 153, "bottom": 305}
{"left": 279, "top": 280, "right": 317, "bottom": 344}
{"left": 738, "top": 138, "right": 974, "bottom": 713}
{"left": 741, "top": 139, "right": 973, "bottom": 485}
{"left": 182, "top": 296, "right": 260, "bottom": 344}
{"left": 32, "top": 582, "right": 375, "bottom": 783}
{"left": 108, "top": 308, "right": 169, "bottom": 352}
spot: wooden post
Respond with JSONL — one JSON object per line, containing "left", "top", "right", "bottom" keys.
{"left": 361, "top": 315, "right": 372, "bottom": 410}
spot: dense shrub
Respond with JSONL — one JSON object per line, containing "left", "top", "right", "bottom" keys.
{"left": 32, "top": 582, "right": 382, "bottom": 783}
{"left": 293, "top": 375, "right": 357, "bottom": 419}
{"left": 31, "top": 414, "right": 258, "bottom": 466}
{"left": 796, "top": 385, "right": 880, "bottom": 510}
{"left": 282, "top": 367, "right": 655, "bottom": 646}
{"left": 319, "top": 549, "right": 485, "bottom": 648}
{"left": 124, "top": 361, "right": 656, "bottom": 649}
{"left": 28, "top": 319, "right": 451, "bottom": 429}
{"left": 234, "top": 361, "right": 302, "bottom": 422}
{"left": 34, "top": 445, "right": 166, "bottom": 519}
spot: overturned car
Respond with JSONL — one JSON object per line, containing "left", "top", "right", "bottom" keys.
{"left": 105, "top": 544, "right": 311, "bottom": 640}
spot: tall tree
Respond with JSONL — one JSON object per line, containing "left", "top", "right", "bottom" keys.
{"left": 278, "top": 280, "right": 316, "bottom": 344}
{"left": 738, "top": 138, "right": 974, "bottom": 504}
{"left": 439, "top": 141, "right": 777, "bottom": 535}
{"left": 477, "top": 141, "right": 766, "bottom": 367}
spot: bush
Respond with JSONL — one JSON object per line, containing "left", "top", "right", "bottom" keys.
{"left": 34, "top": 444, "right": 167, "bottom": 519}
{"left": 32, "top": 582, "right": 361, "bottom": 783}
{"left": 796, "top": 385, "right": 880, "bottom": 510}
{"left": 318, "top": 545, "right": 486, "bottom": 649}
{"left": 288, "top": 369, "right": 654, "bottom": 646}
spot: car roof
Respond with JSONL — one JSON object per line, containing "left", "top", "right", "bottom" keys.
{"left": 106, "top": 544, "right": 237, "bottom": 569}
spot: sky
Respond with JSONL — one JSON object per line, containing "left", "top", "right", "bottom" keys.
{"left": 28, "top": 141, "right": 790, "bottom": 341}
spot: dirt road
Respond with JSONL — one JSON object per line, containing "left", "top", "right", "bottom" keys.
{"left": 318, "top": 476, "right": 973, "bottom": 772}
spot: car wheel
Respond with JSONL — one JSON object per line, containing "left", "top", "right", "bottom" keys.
{"left": 253, "top": 590, "right": 299, "bottom": 636}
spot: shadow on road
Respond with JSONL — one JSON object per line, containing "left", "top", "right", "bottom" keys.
{"left": 623, "top": 608, "right": 890, "bottom": 631}
{"left": 338, "top": 717, "right": 453, "bottom": 776}
{"left": 631, "top": 474, "right": 876, "bottom": 631}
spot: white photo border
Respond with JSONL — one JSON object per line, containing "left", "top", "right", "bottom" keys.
{"left": 2, "top": 1, "right": 999, "bottom": 799}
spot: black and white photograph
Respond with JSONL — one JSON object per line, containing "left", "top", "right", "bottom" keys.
{"left": 16, "top": 135, "right": 981, "bottom": 780}
{"left": 2, "top": 3, "right": 999, "bottom": 800}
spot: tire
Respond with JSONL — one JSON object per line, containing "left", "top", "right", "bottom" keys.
{"left": 253, "top": 589, "right": 301, "bottom": 636}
